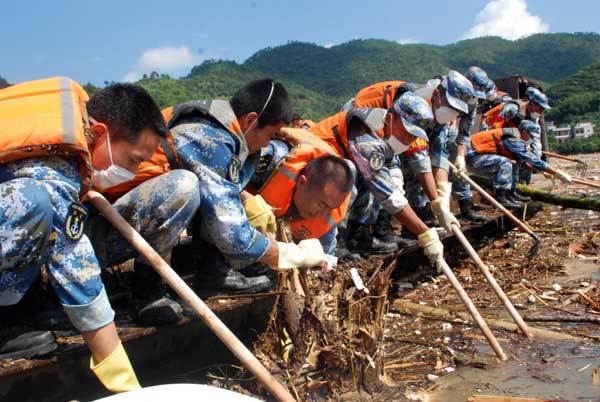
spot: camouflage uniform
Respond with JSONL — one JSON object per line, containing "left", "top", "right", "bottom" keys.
{"left": 250, "top": 140, "right": 339, "bottom": 255}
{"left": 171, "top": 117, "right": 269, "bottom": 269}
{"left": 0, "top": 157, "right": 112, "bottom": 331}
{"left": 88, "top": 169, "right": 201, "bottom": 268}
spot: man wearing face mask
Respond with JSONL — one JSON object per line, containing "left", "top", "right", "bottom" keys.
{"left": 152, "top": 79, "right": 328, "bottom": 293}
{"left": 247, "top": 139, "right": 353, "bottom": 258}
{"left": 483, "top": 87, "right": 550, "bottom": 130}
{"left": 306, "top": 92, "right": 447, "bottom": 270}
{"left": 467, "top": 120, "right": 570, "bottom": 208}
{"left": 0, "top": 78, "right": 182, "bottom": 393}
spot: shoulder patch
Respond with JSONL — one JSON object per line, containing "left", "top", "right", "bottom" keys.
{"left": 228, "top": 156, "right": 241, "bottom": 184}
{"left": 369, "top": 151, "right": 385, "bottom": 171}
{"left": 65, "top": 202, "right": 88, "bottom": 241}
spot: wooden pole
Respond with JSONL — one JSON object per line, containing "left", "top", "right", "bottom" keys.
{"left": 571, "top": 177, "right": 600, "bottom": 189}
{"left": 437, "top": 258, "right": 508, "bottom": 361}
{"left": 542, "top": 151, "right": 586, "bottom": 164}
{"left": 450, "top": 225, "right": 532, "bottom": 338}
{"left": 87, "top": 191, "right": 295, "bottom": 402}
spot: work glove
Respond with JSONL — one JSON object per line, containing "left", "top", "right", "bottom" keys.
{"left": 277, "top": 239, "right": 326, "bottom": 270}
{"left": 90, "top": 342, "right": 140, "bottom": 393}
{"left": 431, "top": 198, "right": 460, "bottom": 232}
{"left": 454, "top": 155, "right": 467, "bottom": 174}
{"left": 418, "top": 228, "right": 444, "bottom": 273}
{"left": 243, "top": 195, "right": 277, "bottom": 235}
{"left": 554, "top": 169, "right": 572, "bottom": 184}
{"left": 436, "top": 181, "right": 453, "bottom": 211}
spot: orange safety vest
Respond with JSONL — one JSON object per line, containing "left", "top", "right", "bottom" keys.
{"left": 255, "top": 134, "right": 351, "bottom": 241}
{"left": 483, "top": 99, "right": 524, "bottom": 129}
{"left": 0, "top": 77, "right": 93, "bottom": 196}
{"left": 309, "top": 109, "right": 387, "bottom": 158}
{"left": 471, "top": 128, "right": 519, "bottom": 158}
{"left": 101, "top": 100, "right": 244, "bottom": 202}
{"left": 353, "top": 80, "right": 406, "bottom": 109}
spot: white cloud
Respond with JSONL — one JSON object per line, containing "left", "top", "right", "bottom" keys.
{"left": 397, "top": 37, "right": 419, "bottom": 45}
{"left": 123, "top": 45, "right": 207, "bottom": 82}
{"left": 461, "top": 0, "right": 549, "bottom": 41}
{"left": 323, "top": 42, "right": 335, "bottom": 48}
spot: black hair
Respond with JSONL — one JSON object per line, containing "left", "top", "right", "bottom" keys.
{"left": 230, "top": 78, "right": 292, "bottom": 128}
{"left": 304, "top": 155, "right": 354, "bottom": 194}
{"left": 87, "top": 83, "right": 167, "bottom": 142}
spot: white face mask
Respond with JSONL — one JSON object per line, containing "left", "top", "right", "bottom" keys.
{"left": 92, "top": 130, "right": 135, "bottom": 190}
{"left": 434, "top": 106, "right": 460, "bottom": 124}
{"left": 486, "top": 93, "right": 497, "bottom": 102}
{"left": 386, "top": 135, "right": 410, "bottom": 155}
{"left": 530, "top": 112, "right": 541, "bottom": 122}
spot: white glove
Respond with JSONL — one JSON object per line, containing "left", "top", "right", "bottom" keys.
{"left": 454, "top": 155, "right": 467, "bottom": 174}
{"left": 436, "top": 181, "right": 452, "bottom": 211}
{"left": 554, "top": 169, "right": 572, "bottom": 183}
{"left": 431, "top": 198, "right": 460, "bottom": 232}
{"left": 277, "top": 239, "right": 326, "bottom": 270}
{"left": 418, "top": 228, "right": 444, "bottom": 272}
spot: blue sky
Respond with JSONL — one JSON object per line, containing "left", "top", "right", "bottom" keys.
{"left": 1, "top": 0, "right": 598, "bottom": 85}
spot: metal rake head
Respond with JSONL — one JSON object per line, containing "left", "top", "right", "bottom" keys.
{"left": 575, "top": 160, "right": 589, "bottom": 177}
{"left": 526, "top": 234, "right": 542, "bottom": 261}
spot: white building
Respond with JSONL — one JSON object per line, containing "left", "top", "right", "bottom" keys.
{"left": 547, "top": 121, "right": 595, "bottom": 143}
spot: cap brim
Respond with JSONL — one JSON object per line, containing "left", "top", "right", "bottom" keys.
{"left": 445, "top": 92, "right": 469, "bottom": 114}
{"left": 539, "top": 102, "right": 551, "bottom": 110}
{"left": 401, "top": 117, "right": 429, "bottom": 141}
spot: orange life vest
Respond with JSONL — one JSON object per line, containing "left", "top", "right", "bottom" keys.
{"left": 256, "top": 136, "right": 351, "bottom": 241}
{"left": 353, "top": 80, "right": 406, "bottom": 109}
{"left": 101, "top": 100, "right": 243, "bottom": 202}
{"left": 471, "top": 128, "right": 519, "bottom": 158}
{"left": 483, "top": 99, "right": 524, "bottom": 129}
{"left": 0, "top": 77, "right": 92, "bottom": 196}
{"left": 309, "top": 109, "right": 387, "bottom": 157}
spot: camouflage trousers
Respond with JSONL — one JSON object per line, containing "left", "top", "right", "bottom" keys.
{"left": 88, "top": 169, "right": 201, "bottom": 269}
{"left": 466, "top": 152, "right": 513, "bottom": 191}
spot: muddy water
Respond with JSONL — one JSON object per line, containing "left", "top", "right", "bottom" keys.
{"left": 430, "top": 340, "right": 600, "bottom": 401}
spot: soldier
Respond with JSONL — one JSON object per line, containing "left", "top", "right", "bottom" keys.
{"left": 467, "top": 120, "right": 570, "bottom": 208}
{"left": 0, "top": 78, "right": 199, "bottom": 393}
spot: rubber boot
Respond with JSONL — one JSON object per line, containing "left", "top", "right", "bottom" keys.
{"left": 458, "top": 198, "right": 487, "bottom": 223}
{"left": 335, "top": 231, "right": 361, "bottom": 261}
{"left": 495, "top": 189, "right": 523, "bottom": 209}
{"left": 194, "top": 245, "right": 273, "bottom": 293}
{"left": 413, "top": 205, "right": 435, "bottom": 226}
{"left": 347, "top": 220, "right": 398, "bottom": 256}
{"left": 131, "top": 262, "right": 183, "bottom": 326}
{"left": 0, "top": 331, "right": 57, "bottom": 360}
{"left": 372, "top": 210, "right": 402, "bottom": 243}
{"left": 510, "top": 188, "right": 531, "bottom": 203}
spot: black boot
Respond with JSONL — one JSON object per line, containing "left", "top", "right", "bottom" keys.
{"left": 495, "top": 189, "right": 523, "bottom": 209}
{"left": 413, "top": 205, "right": 435, "bottom": 226}
{"left": 131, "top": 263, "right": 183, "bottom": 326}
{"left": 335, "top": 231, "right": 361, "bottom": 261}
{"left": 458, "top": 198, "right": 487, "bottom": 223}
{"left": 372, "top": 210, "right": 402, "bottom": 243}
{"left": 194, "top": 246, "right": 273, "bottom": 293}
{"left": 347, "top": 221, "right": 398, "bottom": 255}
{"left": 510, "top": 188, "right": 531, "bottom": 203}
{"left": 0, "top": 331, "right": 57, "bottom": 360}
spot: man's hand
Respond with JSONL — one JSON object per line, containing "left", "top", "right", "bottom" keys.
{"left": 454, "top": 155, "right": 467, "bottom": 174}
{"left": 418, "top": 228, "right": 444, "bottom": 273}
{"left": 430, "top": 199, "right": 460, "bottom": 232}
{"left": 277, "top": 239, "right": 326, "bottom": 270}
{"left": 243, "top": 195, "right": 277, "bottom": 235}
{"left": 554, "top": 168, "right": 572, "bottom": 184}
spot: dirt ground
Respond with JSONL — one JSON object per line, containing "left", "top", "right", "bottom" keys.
{"left": 219, "top": 153, "right": 600, "bottom": 402}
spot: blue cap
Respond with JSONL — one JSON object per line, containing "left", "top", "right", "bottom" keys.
{"left": 442, "top": 70, "right": 477, "bottom": 114}
{"left": 464, "top": 66, "right": 494, "bottom": 100}
{"left": 500, "top": 103, "right": 519, "bottom": 120}
{"left": 525, "top": 87, "right": 551, "bottom": 110}
{"left": 392, "top": 92, "right": 433, "bottom": 141}
{"left": 519, "top": 119, "right": 541, "bottom": 138}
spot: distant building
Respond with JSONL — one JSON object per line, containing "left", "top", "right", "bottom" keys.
{"left": 547, "top": 121, "right": 595, "bottom": 143}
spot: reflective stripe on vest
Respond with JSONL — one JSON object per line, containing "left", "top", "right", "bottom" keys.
{"left": 0, "top": 76, "right": 92, "bottom": 197}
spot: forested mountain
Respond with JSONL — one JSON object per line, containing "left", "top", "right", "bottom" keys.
{"left": 65, "top": 32, "right": 600, "bottom": 122}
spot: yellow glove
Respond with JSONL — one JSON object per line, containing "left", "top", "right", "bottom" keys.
{"left": 418, "top": 228, "right": 444, "bottom": 272}
{"left": 242, "top": 195, "right": 277, "bottom": 235}
{"left": 436, "top": 181, "right": 452, "bottom": 211}
{"left": 277, "top": 239, "right": 326, "bottom": 270}
{"left": 431, "top": 198, "right": 460, "bottom": 232}
{"left": 90, "top": 342, "right": 140, "bottom": 393}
